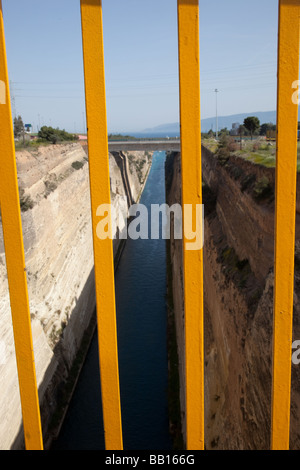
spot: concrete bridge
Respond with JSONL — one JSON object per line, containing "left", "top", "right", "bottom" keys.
{"left": 108, "top": 140, "right": 181, "bottom": 152}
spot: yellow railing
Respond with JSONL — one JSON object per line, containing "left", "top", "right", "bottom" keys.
{"left": 80, "top": 1, "right": 123, "bottom": 450}
{"left": 177, "top": 0, "right": 204, "bottom": 450}
{"left": 271, "top": 0, "right": 300, "bottom": 450}
{"left": 0, "top": 0, "right": 43, "bottom": 450}
{"left": 0, "top": 0, "right": 299, "bottom": 451}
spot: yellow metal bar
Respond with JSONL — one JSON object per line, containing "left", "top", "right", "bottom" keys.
{"left": 0, "top": 1, "right": 43, "bottom": 450}
{"left": 177, "top": 0, "right": 204, "bottom": 450}
{"left": 80, "top": 0, "right": 123, "bottom": 450}
{"left": 271, "top": 0, "right": 300, "bottom": 450}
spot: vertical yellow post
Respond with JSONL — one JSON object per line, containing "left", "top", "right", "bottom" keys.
{"left": 271, "top": 0, "right": 300, "bottom": 450}
{"left": 177, "top": 0, "right": 204, "bottom": 450}
{"left": 80, "top": 0, "right": 123, "bottom": 450}
{"left": 0, "top": 1, "right": 43, "bottom": 450}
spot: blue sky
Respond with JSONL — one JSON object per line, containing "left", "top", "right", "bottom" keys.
{"left": 2, "top": 0, "right": 279, "bottom": 134}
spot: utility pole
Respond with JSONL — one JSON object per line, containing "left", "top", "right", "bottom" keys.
{"left": 10, "top": 80, "right": 16, "bottom": 119}
{"left": 82, "top": 111, "right": 86, "bottom": 134}
{"left": 215, "top": 89, "right": 219, "bottom": 140}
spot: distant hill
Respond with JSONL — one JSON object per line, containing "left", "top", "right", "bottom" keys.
{"left": 200, "top": 111, "right": 277, "bottom": 133}
{"left": 143, "top": 122, "right": 180, "bottom": 135}
{"left": 142, "top": 111, "right": 279, "bottom": 136}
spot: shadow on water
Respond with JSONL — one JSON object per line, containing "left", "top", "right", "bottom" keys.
{"left": 53, "top": 151, "right": 172, "bottom": 450}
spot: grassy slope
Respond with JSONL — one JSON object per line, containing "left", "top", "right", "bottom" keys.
{"left": 203, "top": 137, "right": 300, "bottom": 171}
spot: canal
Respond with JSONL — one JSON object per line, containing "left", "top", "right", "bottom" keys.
{"left": 53, "top": 151, "right": 172, "bottom": 450}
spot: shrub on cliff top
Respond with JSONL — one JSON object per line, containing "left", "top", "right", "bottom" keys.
{"left": 38, "top": 126, "right": 78, "bottom": 144}
{"left": 215, "top": 135, "right": 238, "bottom": 165}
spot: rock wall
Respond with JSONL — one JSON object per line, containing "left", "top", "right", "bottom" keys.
{"left": 0, "top": 143, "right": 152, "bottom": 449}
{"left": 165, "top": 147, "right": 300, "bottom": 450}
{"left": 165, "top": 152, "right": 185, "bottom": 444}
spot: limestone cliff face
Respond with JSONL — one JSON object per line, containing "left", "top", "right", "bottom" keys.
{"left": 0, "top": 143, "right": 152, "bottom": 449}
{"left": 165, "top": 148, "right": 300, "bottom": 450}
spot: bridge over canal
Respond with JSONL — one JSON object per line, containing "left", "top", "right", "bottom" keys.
{"left": 108, "top": 140, "right": 181, "bottom": 152}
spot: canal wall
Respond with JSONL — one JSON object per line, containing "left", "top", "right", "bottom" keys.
{"left": 0, "top": 142, "right": 153, "bottom": 450}
{"left": 165, "top": 147, "right": 300, "bottom": 449}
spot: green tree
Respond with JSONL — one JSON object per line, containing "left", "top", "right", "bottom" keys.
{"left": 38, "top": 126, "right": 78, "bottom": 143}
{"left": 238, "top": 124, "right": 246, "bottom": 135}
{"left": 243, "top": 116, "right": 260, "bottom": 140}
{"left": 13, "top": 115, "right": 24, "bottom": 138}
{"left": 218, "top": 133, "right": 230, "bottom": 149}
{"left": 219, "top": 127, "right": 229, "bottom": 137}
{"left": 259, "top": 122, "right": 276, "bottom": 136}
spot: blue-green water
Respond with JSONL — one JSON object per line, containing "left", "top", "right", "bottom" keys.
{"left": 53, "top": 151, "right": 172, "bottom": 450}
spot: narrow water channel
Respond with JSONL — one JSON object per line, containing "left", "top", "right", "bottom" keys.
{"left": 53, "top": 151, "right": 172, "bottom": 450}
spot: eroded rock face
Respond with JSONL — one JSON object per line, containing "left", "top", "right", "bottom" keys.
{"left": 165, "top": 148, "right": 300, "bottom": 450}
{"left": 0, "top": 143, "right": 152, "bottom": 449}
